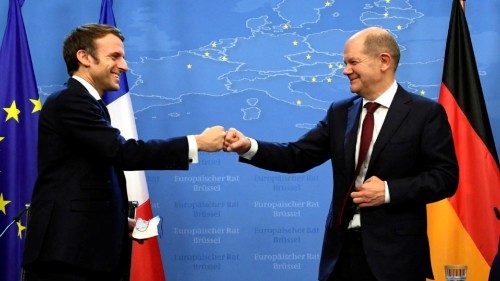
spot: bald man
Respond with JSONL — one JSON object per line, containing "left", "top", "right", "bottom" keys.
{"left": 224, "top": 27, "right": 458, "bottom": 281}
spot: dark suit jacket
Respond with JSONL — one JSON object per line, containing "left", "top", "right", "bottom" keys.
{"left": 23, "top": 78, "right": 189, "bottom": 273}
{"left": 241, "top": 86, "right": 458, "bottom": 281}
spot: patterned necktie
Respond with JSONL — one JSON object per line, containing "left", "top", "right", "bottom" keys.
{"left": 336, "top": 102, "right": 381, "bottom": 227}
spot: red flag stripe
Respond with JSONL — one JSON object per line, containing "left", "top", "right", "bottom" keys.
{"left": 441, "top": 0, "right": 499, "bottom": 167}
{"left": 439, "top": 82, "right": 500, "bottom": 264}
{"left": 130, "top": 200, "right": 166, "bottom": 281}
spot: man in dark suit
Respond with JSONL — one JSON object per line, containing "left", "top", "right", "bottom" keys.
{"left": 224, "top": 27, "right": 458, "bottom": 281}
{"left": 23, "top": 24, "right": 226, "bottom": 281}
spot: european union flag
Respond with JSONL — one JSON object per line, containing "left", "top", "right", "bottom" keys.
{"left": 0, "top": 0, "right": 40, "bottom": 280}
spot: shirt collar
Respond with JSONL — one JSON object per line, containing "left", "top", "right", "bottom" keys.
{"left": 362, "top": 80, "right": 398, "bottom": 109}
{"left": 72, "top": 75, "right": 101, "bottom": 101}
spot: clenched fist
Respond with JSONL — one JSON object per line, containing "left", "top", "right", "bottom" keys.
{"left": 195, "top": 126, "right": 226, "bottom": 152}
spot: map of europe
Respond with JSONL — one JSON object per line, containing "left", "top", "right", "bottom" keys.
{"left": 1, "top": 0, "right": 498, "bottom": 280}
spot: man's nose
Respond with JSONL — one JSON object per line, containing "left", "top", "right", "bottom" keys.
{"left": 342, "top": 65, "right": 351, "bottom": 75}
{"left": 118, "top": 59, "right": 128, "bottom": 72}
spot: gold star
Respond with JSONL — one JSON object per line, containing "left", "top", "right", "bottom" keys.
{"left": 3, "top": 101, "right": 21, "bottom": 122}
{"left": 396, "top": 25, "right": 402, "bottom": 30}
{"left": 325, "top": 1, "right": 332, "bottom": 7}
{"left": 282, "top": 23, "right": 290, "bottom": 30}
{"left": 204, "top": 51, "right": 210, "bottom": 57}
{"left": 384, "top": 11, "right": 389, "bottom": 18}
{"left": 221, "top": 55, "right": 228, "bottom": 62}
{"left": 211, "top": 42, "right": 217, "bottom": 48}
{"left": 420, "top": 90, "right": 426, "bottom": 96}
{"left": 292, "top": 40, "right": 299, "bottom": 46}
{"left": 0, "top": 136, "right": 4, "bottom": 142}
{"left": 311, "top": 76, "right": 317, "bottom": 82}
{"left": 306, "top": 54, "right": 312, "bottom": 60}
{"left": 337, "top": 63, "right": 344, "bottom": 69}
{"left": 0, "top": 193, "right": 11, "bottom": 215}
{"left": 187, "top": 64, "right": 192, "bottom": 69}
{"left": 30, "top": 98, "right": 42, "bottom": 113}
{"left": 328, "top": 63, "right": 333, "bottom": 69}
{"left": 326, "top": 77, "right": 333, "bottom": 83}
{"left": 385, "top": 0, "right": 391, "bottom": 3}
{"left": 17, "top": 221, "right": 26, "bottom": 238}
{"left": 296, "top": 100, "right": 302, "bottom": 106}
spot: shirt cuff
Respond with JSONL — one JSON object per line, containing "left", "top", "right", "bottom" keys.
{"left": 187, "top": 135, "right": 198, "bottom": 164}
{"left": 384, "top": 181, "right": 390, "bottom": 203}
{"left": 240, "top": 138, "right": 258, "bottom": 160}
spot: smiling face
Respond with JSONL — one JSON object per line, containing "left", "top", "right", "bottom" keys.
{"left": 343, "top": 36, "right": 383, "bottom": 99}
{"left": 342, "top": 28, "right": 397, "bottom": 100}
{"left": 75, "top": 33, "right": 128, "bottom": 96}
{"left": 87, "top": 34, "right": 128, "bottom": 95}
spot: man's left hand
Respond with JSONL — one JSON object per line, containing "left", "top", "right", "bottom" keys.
{"left": 351, "top": 176, "right": 385, "bottom": 207}
{"left": 128, "top": 218, "right": 136, "bottom": 238}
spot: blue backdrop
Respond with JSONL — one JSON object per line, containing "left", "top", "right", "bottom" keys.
{"left": 1, "top": 1, "right": 498, "bottom": 280}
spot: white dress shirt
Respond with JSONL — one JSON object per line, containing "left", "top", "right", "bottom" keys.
{"left": 242, "top": 80, "right": 399, "bottom": 228}
{"left": 348, "top": 80, "right": 397, "bottom": 228}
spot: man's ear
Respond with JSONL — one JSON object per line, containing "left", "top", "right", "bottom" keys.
{"left": 76, "top": 49, "right": 91, "bottom": 67}
{"left": 379, "top": 52, "right": 392, "bottom": 72}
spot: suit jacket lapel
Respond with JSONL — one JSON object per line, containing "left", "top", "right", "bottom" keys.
{"left": 68, "top": 78, "right": 111, "bottom": 122}
{"left": 368, "top": 86, "right": 412, "bottom": 170}
{"left": 344, "top": 97, "right": 363, "bottom": 178}
{"left": 97, "top": 99, "right": 111, "bottom": 122}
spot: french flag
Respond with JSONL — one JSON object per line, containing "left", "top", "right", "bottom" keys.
{"left": 99, "top": 1, "right": 166, "bottom": 280}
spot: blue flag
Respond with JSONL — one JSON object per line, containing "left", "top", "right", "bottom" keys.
{"left": 99, "top": 0, "right": 129, "bottom": 105}
{"left": 0, "top": 0, "right": 40, "bottom": 280}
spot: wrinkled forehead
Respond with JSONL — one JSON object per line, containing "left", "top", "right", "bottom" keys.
{"left": 93, "top": 34, "right": 125, "bottom": 55}
{"left": 343, "top": 36, "right": 366, "bottom": 58}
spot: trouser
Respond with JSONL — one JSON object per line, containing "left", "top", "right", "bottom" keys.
{"left": 328, "top": 228, "right": 378, "bottom": 281}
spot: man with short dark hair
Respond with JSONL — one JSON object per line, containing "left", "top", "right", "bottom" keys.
{"left": 23, "top": 23, "right": 225, "bottom": 281}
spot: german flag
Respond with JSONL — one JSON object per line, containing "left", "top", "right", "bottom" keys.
{"left": 427, "top": 0, "right": 500, "bottom": 280}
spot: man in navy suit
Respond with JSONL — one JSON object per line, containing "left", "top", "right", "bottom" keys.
{"left": 23, "top": 24, "right": 226, "bottom": 281}
{"left": 224, "top": 27, "right": 458, "bottom": 281}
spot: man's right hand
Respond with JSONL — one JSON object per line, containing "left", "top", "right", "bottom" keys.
{"left": 195, "top": 126, "right": 226, "bottom": 152}
{"left": 224, "top": 128, "right": 251, "bottom": 154}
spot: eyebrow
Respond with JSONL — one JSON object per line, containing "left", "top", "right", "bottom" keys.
{"left": 109, "top": 51, "right": 125, "bottom": 57}
{"left": 344, "top": 57, "right": 362, "bottom": 63}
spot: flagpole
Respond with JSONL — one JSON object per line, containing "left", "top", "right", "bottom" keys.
{"left": 460, "top": 0, "right": 465, "bottom": 12}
